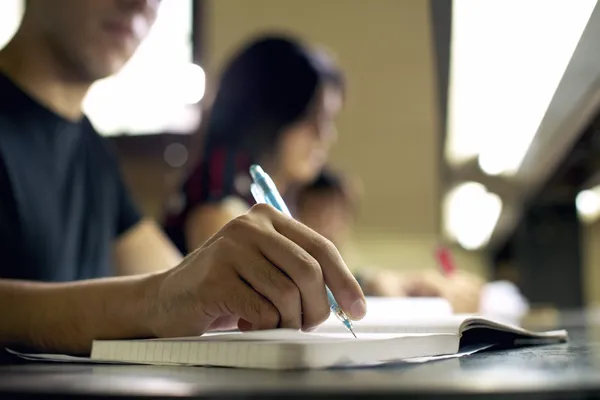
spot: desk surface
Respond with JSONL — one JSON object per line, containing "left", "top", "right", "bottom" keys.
{"left": 1, "top": 316, "right": 600, "bottom": 399}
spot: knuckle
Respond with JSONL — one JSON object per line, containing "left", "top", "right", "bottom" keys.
{"left": 249, "top": 203, "right": 274, "bottom": 217}
{"left": 278, "top": 280, "right": 301, "bottom": 305}
{"left": 209, "top": 237, "right": 238, "bottom": 262}
{"left": 295, "top": 252, "right": 322, "bottom": 284}
{"left": 215, "top": 235, "right": 236, "bottom": 250}
{"left": 309, "top": 235, "right": 338, "bottom": 260}
{"left": 225, "top": 214, "right": 256, "bottom": 236}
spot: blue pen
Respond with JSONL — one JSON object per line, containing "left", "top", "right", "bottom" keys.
{"left": 249, "top": 164, "right": 357, "bottom": 338}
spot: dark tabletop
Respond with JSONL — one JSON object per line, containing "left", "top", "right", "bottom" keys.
{"left": 2, "top": 313, "right": 600, "bottom": 399}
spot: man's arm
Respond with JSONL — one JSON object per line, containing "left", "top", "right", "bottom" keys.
{"left": 113, "top": 219, "right": 183, "bottom": 276}
{"left": 0, "top": 273, "right": 159, "bottom": 355}
{"left": 0, "top": 205, "right": 366, "bottom": 357}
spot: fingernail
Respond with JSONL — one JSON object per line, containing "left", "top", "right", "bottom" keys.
{"left": 349, "top": 299, "right": 367, "bottom": 320}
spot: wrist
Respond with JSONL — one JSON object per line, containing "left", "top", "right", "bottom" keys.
{"left": 135, "top": 271, "right": 166, "bottom": 338}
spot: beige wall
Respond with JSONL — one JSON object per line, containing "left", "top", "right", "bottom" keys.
{"left": 583, "top": 220, "right": 600, "bottom": 306}
{"left": 204, "top": 0, "right": 488, "bottom": 275}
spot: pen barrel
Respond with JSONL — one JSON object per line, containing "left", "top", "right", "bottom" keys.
{"left": 326, "top": 287, "right": 341, "bottom": 313}
{"left": 264, "top": 191, "right": 291, "bottom": 216}
{"left": 253, "top": 176, "right": 292, "bottom": 216}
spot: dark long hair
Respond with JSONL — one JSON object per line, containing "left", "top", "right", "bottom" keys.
{"left": 201, "top": 33, "right": 345, "bottom": 163}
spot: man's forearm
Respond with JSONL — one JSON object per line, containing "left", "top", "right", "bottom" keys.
{"left": 0, "top": 273, "right": 161, "bottom": 355}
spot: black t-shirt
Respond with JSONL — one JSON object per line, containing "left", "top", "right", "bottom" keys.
{"left": 0, "top": 73, "right": 142, "bottom": 282}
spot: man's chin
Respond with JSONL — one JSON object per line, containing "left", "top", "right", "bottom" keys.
{"left": 82, "top": 56, "right": 130, "bottom": 82}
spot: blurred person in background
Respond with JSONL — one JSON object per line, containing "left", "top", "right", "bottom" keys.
{"left": 162, "top": 34, "right": 482, "bottom": 313}
{"left": 0, "top": 0, "right": 365, "bottom": 355}
{"left": 163, "top": 34, "right": 343, "bottom": 251}
{"left": 296, "top": 169, "right": 484, "bottom": 313}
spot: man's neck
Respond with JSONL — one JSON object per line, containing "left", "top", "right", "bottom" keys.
{"left": 0, "top": 30, "right": 91, "bottom": 121}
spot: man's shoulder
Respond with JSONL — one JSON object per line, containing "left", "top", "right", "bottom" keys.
{"left": 81, "top": 118, "right": 121, "bottom": 164}
{"left": 0, "top": 109, "right": 25, "bottom": 165}
{"left": 0, "top": 105, "right": 22, "bottom": 135}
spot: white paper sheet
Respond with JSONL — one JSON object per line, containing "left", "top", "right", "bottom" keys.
{"left": 6, "top": 343, "right": 492, "bottom": 367}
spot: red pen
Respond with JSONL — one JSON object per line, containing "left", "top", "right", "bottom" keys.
{"left": 434, "top": 245, "right": 456, "bottom": 277}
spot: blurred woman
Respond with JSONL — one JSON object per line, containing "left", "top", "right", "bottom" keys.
{"left": 162, "top": 33, "right": 483, "bottom": 313}
{"left": 163, "top": 34, "right": 344, "bottom": 253}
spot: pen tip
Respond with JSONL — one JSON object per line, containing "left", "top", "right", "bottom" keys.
{"left": 344, "top": 319, "right": 357, "bottom": 338}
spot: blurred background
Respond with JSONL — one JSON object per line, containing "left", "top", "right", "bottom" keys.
{"left": 2, "top": 0, "right": 600, "bottom": 313}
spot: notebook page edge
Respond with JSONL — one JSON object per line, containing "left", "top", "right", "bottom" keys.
{"left": 90, "top": 333, "right": 461, "bottom": 369}
{"left": 458, "top": 317, "right": 569, "bottom": 340}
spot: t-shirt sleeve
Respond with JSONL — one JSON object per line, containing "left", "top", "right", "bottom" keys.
{"left": 113, "top": 166, "right": 143, "bottom": 236}
{"left": 0, "top": 154, "right": 21, "bottom": 277}
{"left": 95, "top": 135, "right": 143, "bottom": 237}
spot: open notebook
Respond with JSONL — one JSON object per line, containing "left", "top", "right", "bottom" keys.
{"left": 6, "top": 299, "right": 567, "bottom": 370}
{"left": 82, "top": 315, "right": 566, "bottom": 370}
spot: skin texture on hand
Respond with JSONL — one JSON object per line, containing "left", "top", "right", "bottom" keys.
{"left": 147, "top": 203, "right": 367, "bottom": 338}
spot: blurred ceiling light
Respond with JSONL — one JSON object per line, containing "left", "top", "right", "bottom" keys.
{"left": 445, "top": 0, "right": 596, "bottom": 176}
{"left": 0, "top": 0, "right": 22, "bottom": 50}
{"left": 576, "top": 187, "right": 600, "bottom": 223}
{"left": 178, "top": 63, "right": 206, "bottom": 105}
{"left": 478, "top": 151, "right": 505, "bottom": 177}
{"left": 443, "top": 182, "right": 503, "bottom": 250}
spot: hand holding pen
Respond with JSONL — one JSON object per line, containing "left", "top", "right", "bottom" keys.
{"left": 250, "top": 164, "right": 360, "bottom": 337}
{"left": 151, "top": 179, "right": 367, "bottom": 339}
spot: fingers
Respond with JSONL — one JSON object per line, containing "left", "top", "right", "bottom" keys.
{"left": 223, "top": 213, "right": 329, "bottom": 330}
{"left": 232, "top": 252, "right": 303, "bottom": 330}
{"left": 248, "top": 204, "right": 366, "bottom": 321}
{"left": 247, "top": 232, "right": 331, "bottom": 330}
{"left": 223, "top": 278, "right": 280, "bottom": 330}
